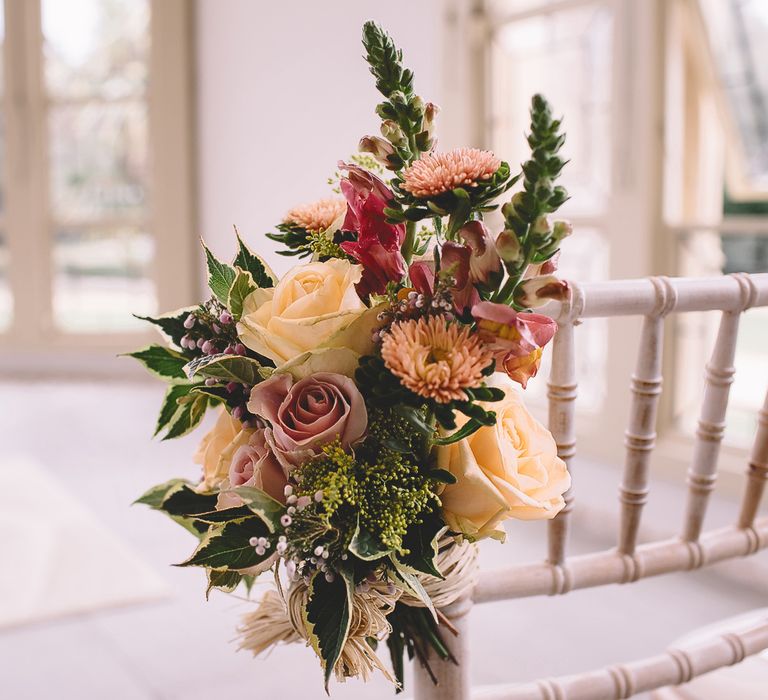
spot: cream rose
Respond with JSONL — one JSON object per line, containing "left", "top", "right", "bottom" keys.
{"left": 236, "top": 259, "right": 370, "bottom": 366}
{"left": 194, "top": 408, "right": 254, "bottom": 491}
{"left": 437, "top": 373, "right": 570, "bottom": 540}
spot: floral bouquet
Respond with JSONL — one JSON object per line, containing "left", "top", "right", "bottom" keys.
{"left": 130, "top": 22, "right": 572, "bottom": 693}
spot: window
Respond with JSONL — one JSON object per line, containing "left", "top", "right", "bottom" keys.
{"left": 1, "top": 0, "right": 195, "bottom": 360}
{"left": 666, "top": 0, "right": 768, "bottom": 447}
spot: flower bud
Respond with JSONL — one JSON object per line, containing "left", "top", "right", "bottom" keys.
{"left": 411, "top": 95, "right": 425, "bottom": 115}
{"left": 532, "top": 215, "right": 551, "bottom": 237}
{"left": 514, "top": 275, "right": 570, "bottom": 308}
{"left": 359, "top": 135, "right": 395, "bottom": 168}
{"left": 552, "top": 220, "right": 573, "bottom": 241}
{"left": 495, "top": 230, "right": 521, "bottom": 263}
{"left": 381, "top": 119, "right": 407, "bottom": 147}
{"left": 422, "top": 102, "right": 440, "bottom": 136}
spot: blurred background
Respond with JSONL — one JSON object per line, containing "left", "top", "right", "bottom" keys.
{"left": 0, "top": 1, "right": 766, "bottom": 698}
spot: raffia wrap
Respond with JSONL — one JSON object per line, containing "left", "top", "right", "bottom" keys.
{"left": 237, "top": 537, "right": 479, "bottom": 681}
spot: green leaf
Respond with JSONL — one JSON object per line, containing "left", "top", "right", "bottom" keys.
{"left": 134, "top": 306, "right": 196, "bottom": 348}
{"left": 125, "top": 345, "right": 188, "bottom": 381}
{"left": 204, "top": 242, "right": 237, "bottom": 304}
{"left": 233, "top": 232, "right": 276, "bottom": 288}
{"left": 178, "top": 518, "right": 272, "bottom": 569}
{"left": 392, "top": 404, "right": 434, "bottom": 436}
{"left": 206, "top": 568, "right": 243, "bottom": 600}
{"left": 228, "top": 269, "right": 257, "bottom": 319}
{"left": 162, "top": 392, "right": 210, "bottom": 440}
{"left": 399, "top": 514, "right": 445, "bottom": 579}
{"left": 304, "top": 569, "right": 354, "bottom": 691}
{"left": 161, "top": 484, "right": 219, "bottom": 517}
{"left": 433, "top": 418, "right": 484, "bottom": 446}
{"left": 390, "top": 556, "right": 437, "bottom": 622}
{"left": 134, "top": 478, "right": 191, "bottom": 508}
{"left": 155, "top": 383, "right": 197, "bottom": 437}
{"left": 184, "top": 353, "right": 263, "bottom": 385}
{"left": 233, "top": 486, "right": 286, "bottom": 533}
{"left": 428, "top": 468, "right": 457, "bottom": 485}
{"left": 193, "top": 506, "right": 255, "bottom": 524}
{"left": 349, "top": 518, "right": 392, "bottom": 561}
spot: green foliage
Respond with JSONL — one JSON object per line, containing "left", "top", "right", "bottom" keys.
{"left": 227, "top": 269, "right": 257, "bottom": 319}
{"left": 184, "top": 353, "right": 264, "bottom": 385}
{"left": 397, "top": 511, "right": 445, "bottom": 579}
{"left": 304, "top": 569, "right": 354, "bottom": 691}
{"left": 232, "top": 486, "right": 286, "bottom": 533}
{"left": 125, "top": 344, "right": 188, "bottom": 381}
{"left": 494, "top": 93, "right": 570, "bottom": 303}
{"left": 265, "top": 222, "right": 314, "bottom": 258}
{"left": 206, "top": 568, "right": 244, "bottom": 599}
{"left": 178, "top": 518, "right": 272, "bottom": 569}
{"left": 134, "top": 307, "right": 196, "bottom": 350}
{"left": 203, "top": 243, "right": 237, "bottom": 305}
{"left": 361, "top": 22, "right": 433, "bottom": 169}
{"left": 233, "top": 232, "right": 276, "bottom": 287}
{"left": 155, "top": 382, "right": 213, "bottom": 440}
{"left": 134, "top": 478, "right": 191, "bottom": 508}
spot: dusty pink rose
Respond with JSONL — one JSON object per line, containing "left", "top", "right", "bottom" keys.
{"left": 472, "top": 301, "right": 557, "bottom": 389}
{"left": 247, "top": 372, "right": 367, "bottom": 470}
{"left": 217, "top": 429, "right": 288, "bottom": 510}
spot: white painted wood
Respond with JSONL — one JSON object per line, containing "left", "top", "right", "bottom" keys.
{"left": 472, "top": 616, "right": 768, "bottom": 700}
{"left": 546, "top": 282, "right": 583, "bottom": 565}
{"left": 738, "top": 390, "right": 768, "bottom": 530}
{"left": 413, "top": 272, "right": 768, "bottom": 700}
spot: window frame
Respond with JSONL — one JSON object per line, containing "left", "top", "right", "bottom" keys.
{"left": 0, "top": 0, "right": 197, "bottom": 371}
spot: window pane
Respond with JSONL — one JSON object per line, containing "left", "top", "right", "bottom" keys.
{"left": 49, "top": 102, "right": 148, "bottom": 222}
{"left": 490, "top": 3, "right": 613, "bottom": 217}
{"left": 0, "top": 233, "right": 11, "bottom": 331}
{"left": 52, "top": 226, "right": 156, "bottom": 333}
{"left": 699, "top": 0, "right": 768, "bottom": 188}
{"left": 42, "top": 0, "right": 149, "bottom": 100}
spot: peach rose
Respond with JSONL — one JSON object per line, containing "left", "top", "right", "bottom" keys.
{"left": 236, "top": 259, "right": 370, "bottom": 366}
{"left": 194, "top": 408, "right": 254, "bottom": 491}
{"left": 216, "top": 428, "right": 288, "bottom": 510}
{"left": 436, "top": 373, "right": 570, "bottom": 540}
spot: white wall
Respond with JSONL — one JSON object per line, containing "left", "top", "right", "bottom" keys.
{"left": 194, "top": 0, "right": 447, "bottom": 282}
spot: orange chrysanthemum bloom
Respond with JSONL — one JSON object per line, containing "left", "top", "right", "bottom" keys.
{"left": 401, "top": 148, "right": 501, "bottom": 198}
{"left": 283, "top": 198, "right": 346, "bottom": 232}
{"left": 381, "top": 316, "right": 493, "bottom": 403}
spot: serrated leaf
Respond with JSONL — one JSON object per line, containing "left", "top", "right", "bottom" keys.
{"left": 155, "top": 383, "right": 196, "bottom": 437}
{"left": 390, "top": 556, "right": 437, "bottom": 622}
{"left": 134, "top": 478, "right": 191, "bottom": 508}
{"left": 228, "top": 269, "right": 257, "bottom": 319}
{"left": 233, "top": 232, "right": 276, "bottom": 288}
{"left": 193, "top": 506, "right": 255, "bottom": 524}
{"left": 184, "top": 353, "right": 263, "bottom": 385}
{"left": 125, "top": 345, "right": 188, "bottom": 381}
{"left": 399, "top": 514, "right": 446, "bottom": 579}
{"left": 161, "top": 484, "right": 219, "bottom": 517}
{"left": 204, "top": 242, "right": 237, "bottom": 304}
{"left": 233, "top": 486, "right": 285, "bottom": 533}
{"left": 134, "top": 306, "right": 196, "bottom": 348}
{"left": 304, "top": 570, "right": 353, "bottom": 691}
{"left": 206, "top": 568, "right": 242, "bottom": 600}
{"left": 178, "top": 518, "right": 272, "bottom": 569}
{"left": 349, "top": 518, "right": 392, "bottom": 561}
{"left": 162, "top": 393, "right": 210, "bottom": 440}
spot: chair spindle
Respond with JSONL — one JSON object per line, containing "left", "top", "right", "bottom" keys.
{"left": 738, "top": 390, "right": 768, "bottom": 529}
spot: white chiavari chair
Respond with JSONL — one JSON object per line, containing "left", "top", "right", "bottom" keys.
{"left": 412, "top": 273, "right": 768, "bottom": 700}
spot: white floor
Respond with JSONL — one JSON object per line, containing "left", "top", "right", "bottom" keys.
{"left": 0, "top": 380, "right": 765, "bottom": 700}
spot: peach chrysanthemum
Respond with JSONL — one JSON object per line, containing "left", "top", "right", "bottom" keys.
{"left": 283, "top": 198, "right": 347, "bottom": 232}
{"left": 401, "top": 148, "right": 501, "bottom": 198}
{"left": 381, "top": 316, "right": 493, "bottom": 403}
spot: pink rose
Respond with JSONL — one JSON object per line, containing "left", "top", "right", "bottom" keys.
{"left": 247, "top": 372, "right": 368, "bottom": 470}
{"left": 472, "top": 301, "right": 557, "bottom": 389}
{"left": 217, "top": 428, "right": 288, "bottom": 509}
{"left": 338, "top": 162, "right": 406, "bottom": 298}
